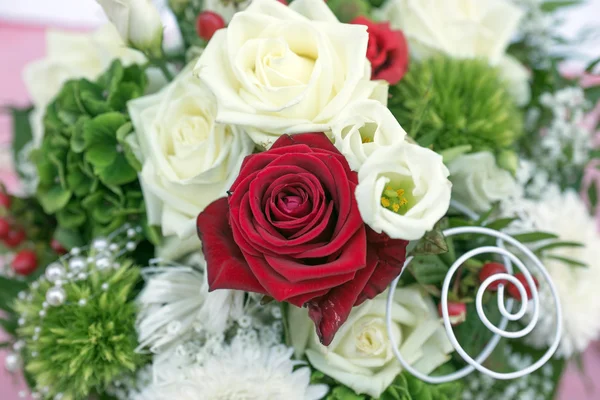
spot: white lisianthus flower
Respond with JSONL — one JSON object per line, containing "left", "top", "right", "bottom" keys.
{"left": 448, "top": 152, "right": 517, "bottom": 212}
{"left": 23, "top": 24, "right": 146, "bottom": 145}
{"left": 96, "top": 0, "right": 164, "bottom": 56}
{"left": 289, "top": 286, "right": 453, "bottom": 399}
{"left": 376, "top": 0, "right": 523, "bottom": 65}
{"left": 355, "top": 141, "right": 452, "bottom": 241}
{"left": 128, "top": 65, "right": 254, "bottom": 253}
{"left": 502, "top": 188, "right": 600, "bottom": 358}
{"left": 195, "top": 0, "right": 388, "bottom": 148}
{"left": 498, "top": 55, "right": 532, "bottom": 107}
{"left": 331, "top": 99, "right": 407, "bottom": 171}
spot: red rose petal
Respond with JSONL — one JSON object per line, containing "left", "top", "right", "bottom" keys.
{"left": 197, "top": 198, "right": 266, "bottom": 294}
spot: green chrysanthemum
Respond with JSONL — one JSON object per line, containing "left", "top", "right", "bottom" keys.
{"left": 14, "top": 261, "right": 144, "bottom": 400}
{"left": 389, "top": 56, "right": 523, "bottom": 158}
{"left": 31, "top": 60, "right": 147, "bottom": 244}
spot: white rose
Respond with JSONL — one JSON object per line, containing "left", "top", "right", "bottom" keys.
{"left": 331, "top": 99, "right": 407, "bottom": 171}
{"left": 23, "top": 24, "right": 146, "bottom": 145}
{"left": 96, "top": 0, "right": 164, "bottom": 55}
{"left": 355, "top": 141, "right": 452, "bottom": 241}
{"left": 448, "top": 152, "right": 517, "bottom": 213}
{"left": 376, "top": 0, "right": 523, "bottom": 65}
{"left": 195, "top": 0, "right": 388, "bottom": 148}
{"left": 498, "top": 55, "right": 532, "bottom": 107}
{"left": 289, "top": 286, "right": 453, "bottom": 398}
{"left": 128, "top": 65, "right": 254, "bottom": 254}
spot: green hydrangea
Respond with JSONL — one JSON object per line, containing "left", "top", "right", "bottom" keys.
{"left": 389, "top": 56, "right": 523, "bottom": 158}
{"left": 32, "top": 61, "right": 147, "bottom": 244}
{"left": 14, "top": 260, "right": 144, "bottom": 400}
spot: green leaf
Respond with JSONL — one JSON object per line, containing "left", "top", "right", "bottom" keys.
{"left": 512, "top": 231, "right": 559, "bottom": 243}
{"left": 541, "top": 0, "right": 583, "bottom": 13}
{"left": 85, "top": 142, "right": 118, "bottom": 168}
{"left": 0, "top": 276, "right": 27, "bottom": 312}
{"left": 410, "top": 255, "right": 449, "bottom": 285}
{"left": 56, "top": 203, "right": 87, "bottom": 229}
{"left": 82, "top": 112, "right": 127, "bottom": 147}
{"left": 585, "top": 56, "right": 600, "bottom": 73}
{"left": 546, "top": 255, "right": 588, "bottom": 268}
{"left": 96, "top": 154, "right": 138, "bottom": 186}
{"left": 0, "top": 317, "right": 18, "bottom": 336}
{"left": 585, "top": 86, "right": 600, "bottom": 105}
{"left": 476, "top": 203, "right": 499, "bottom": 226}
{"left": 439, "top": 145, "right": 472, "bottom": 163}
{"left": 326, "top": 386, "right": 366, "bottom": 400}
{"left": 484, "top": 217, "right": 517, "bottom": 231}
{"left": 37, "top": 185, "right": 73, "bottom": 214}
{"left": 54, "top": 227, "right": 85, "bottom": 250}
{"left": 411, "top": 227, "right": 449, "bottom": 256}
{"left": 535, "top": 241, "right": 584, "bottom": 253}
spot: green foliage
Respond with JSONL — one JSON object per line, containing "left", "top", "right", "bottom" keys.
{"left": 8, "top": 106, "right": 34, "bottom": 179}
{"left": 389, "top": 56, "right": 523, "bottom": 157}
{"left": 380, "top": 372, "right": 463, "bottom": 400}
{"left": 171, "top": 0, "right": 209, "bottom": 50}
{"left": 31, "top": 60, "right": 148, "bottom": 244}
{"left": 326, "top": 0, "right": 371, "bottom": 22}
{"left": 14, "top": 262, "right": 145, "bottom": 400}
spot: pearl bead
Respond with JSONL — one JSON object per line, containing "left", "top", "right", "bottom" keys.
{"left": 101, "top": 283, "right": 109, "bottom": 291}
{"left": 46, "top": 287, "right": 67, "bottom": 307}
{"left": 38, "top": 310, "right": 46, "bottom": 318}
{"left": 70, "top": 247, "right": 81, "bottom": 256}
{"left": 77, "top": 272, "right": 87, "bottom": 280}
{"left": 13, "top": 341, "right": 24, "bottom": 351}
{"left": 4, "top": 353, "right": 20, "bottom": 372}
{"left": 126, "top": 242, "right": 136, "bottom": 251}
{"left": 18, "top": 390, "right": 27, "bottom": 398}
{"left": 31, "top": 351, "right": 38, "bottom": 357}
{"left": 34, "top": 327, "right": 41, "bottom": 334}
{"left": 68, "top": 257, "right": 86, "bottom": 272}
{"left": 18, "top": 318, "right": 25, "bottom": 326}
{"left": 109, "top": 243, "right": 119, "bottom": 252}
{"left": 126, "top": 228, "right": 136, "bottom": 238}
{"left": 42, "top": 302, "right": 48, "bottom": 309}
{"left": 78, "top": 299, "right": 87, "bottom": 307}
{"left": 18, "top": 291, "right": 26, "bottom": 300}
{"left": 45, "top": 263, "right": 65, "bottom": 282}
{"left": 92, "top": 238, "right": 108, "bottom": 251}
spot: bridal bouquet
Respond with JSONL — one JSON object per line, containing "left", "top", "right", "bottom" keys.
{"left": 1, "top": 0, "right": 599, "bottom": 399}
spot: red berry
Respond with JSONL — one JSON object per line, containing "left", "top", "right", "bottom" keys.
{"left": 3, "top": 228, "right": 26, "bottom": 248}
{"left": 507, "top": 273, "right": 539, "bottom": 301}
{"left": 0, "top": 218, "right": 11, "bottom": 239}
{"left": 11, "top": 250, "right": 38, "bottom": 276}
{"left": 277, "top": 0, "right": 288, "bottom": 4}
{"left": 438, "top": 301, "right": 467, "bottom": 326}
{"left": 479, "top": 262, "right": 508, "bottom": 291}
{"left": 196, "top": 11, "right": 225, "bottom": 41}
{"left": 50, "top": 238, "right": 68, "bottom": 255}
{"left": 0, "top": 192, "right": 10, "bottom": 209}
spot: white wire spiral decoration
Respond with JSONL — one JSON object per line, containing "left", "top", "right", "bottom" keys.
{"left": 386, "top": 204, "right": 563, "bottom": 384}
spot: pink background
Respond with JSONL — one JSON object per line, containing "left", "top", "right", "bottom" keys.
{"left": 0, "top": 19, "right": 599, "bottom": 400}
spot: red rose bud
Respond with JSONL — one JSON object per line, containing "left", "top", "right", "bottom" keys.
{"left": 196, "top": 11, "right": 226, "bottom": 41}
{"left": 0, "top": 192, "right": 11, "bottom": 209}
{"left": 3, "top": 228, "right": 26, "bottom": 248}
{"left": 11, "top": 249, "right": 38, "bottom": 276}
{"left": 438, "top": 301, "right": 467, "bottom": 326}
{"left": 479, "top": 262, "right": 508, "bottom": 291}
{"left": 277, "top": 0, "right": 288, "bottom": 4}
{"left": 50, "top": 238, "right": 68, "bottom": 255}
{"left": 351, "top": 16, "right": 409, "bottom": 85}
{"left": 0, "top": 218, "right": 11, "bottom": 239}
{"left": 507, "top": 273, "right": 539, "bottom": 301}
{"left": 197, "top": 133, "right": 408, "bottom": 346}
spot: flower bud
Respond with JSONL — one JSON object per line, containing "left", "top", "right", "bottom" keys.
{"left": 496, "top": 149, "right": 519, "bottom": 175}
{"left": 96, "top": 0, "right": 164, "bottom": 56}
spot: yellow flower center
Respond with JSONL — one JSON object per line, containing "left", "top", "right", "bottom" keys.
{"left": 381, "top": 186, "right": 409, "bottom": 214}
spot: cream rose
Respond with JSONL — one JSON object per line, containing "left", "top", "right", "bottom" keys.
{"left": 376, "top": 0, "right": 523, "bottom": 65}
{"left": 128, "top": 65, "right": 254, "bottom": 254}
{"left": 195, "top": 0, "right": 388, "bottom": 148}
{"left": 289, "top": 286, "right": 453, "bottom": 398}
{"left": 355, "top": 141, "right": 452, "bottom": 241}
{"left": 23, "top": 24, "right": 146, "bottom": 145}
{"left": 449, "top": 152, "right": 517, "bottom": 213}
{"left": 96, "top": 0, "right": 164, "bottom": 55}
{"left": 498, "top": 55, "right": 532, "bottom": 107}
{"left": 331, "top": 99, "right": 407, "bottom": 171}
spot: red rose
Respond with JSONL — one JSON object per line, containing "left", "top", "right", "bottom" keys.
{"left": 197, "top": 133, "right": 408, "bottom": 345}
{"left": 352, "top": 16, "right": 409, "bottom": 85}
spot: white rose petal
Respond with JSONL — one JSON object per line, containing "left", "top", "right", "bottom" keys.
{"left": 128, "top": 65, "right": 254, "bottom": 253}
{"left": 290, "top": 287, "right": 453, "bottom": 398}
{"left": 356, "top": 141, "right": 452, "bottom": 241}
{"left": 376, "top": 0, "right": 523, "bottom": 65}
{"left": 331, "top": 99, "right": 407, "bottom": 171}
{"left": 97, "top": 0, "right": 164, "bottom": 55}
{"left": 449, "top": 152, "right": 517, "bottom": 212}
{"left": 195, "top": 0, "right": 387, "bottom": 148}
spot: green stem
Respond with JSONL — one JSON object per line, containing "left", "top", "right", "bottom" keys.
{"left": 156, "top": 59, "right": 175, "bottom": 82}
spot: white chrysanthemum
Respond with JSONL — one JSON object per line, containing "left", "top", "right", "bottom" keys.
{"left": 502, "top": 187, "right": 600, "bottom": 357}
{"left": 136, "top": 254, "right": 245, "bottom": 352}
{"left": 136, "top": 338, "right": 328, "bottom": 400}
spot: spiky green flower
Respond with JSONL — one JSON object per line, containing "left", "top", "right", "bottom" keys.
{"left": 31, "top": 60, "right": 147, "bottom": 245}
{"left": 14, "top": 261, "right": 144, "bottom": 400}
{"left": 389, "top": 56, "right": 523, "bottom": 157}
